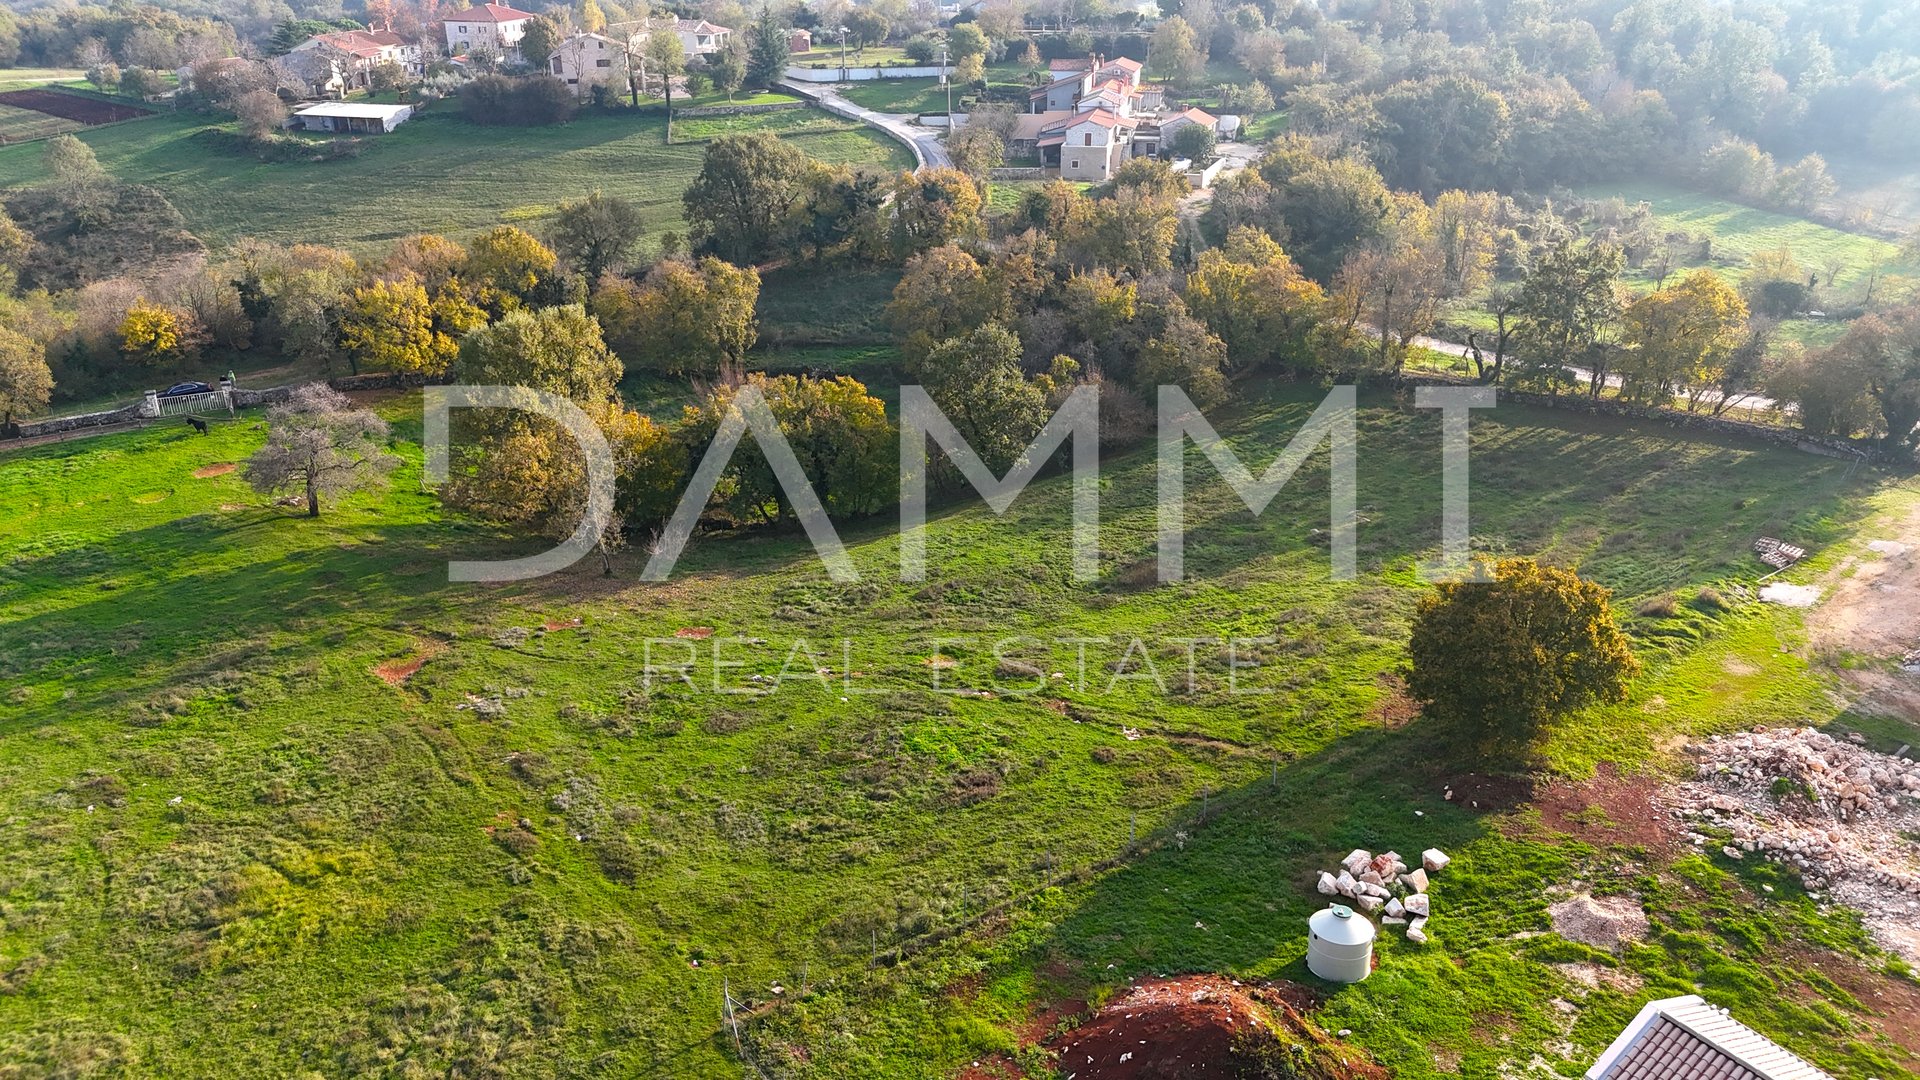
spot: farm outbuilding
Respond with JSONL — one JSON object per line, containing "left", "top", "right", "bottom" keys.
{"left": 292, "top": 102, "right": 414, "bottom": 134}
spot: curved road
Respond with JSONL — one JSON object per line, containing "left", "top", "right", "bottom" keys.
{"left": 782, "top": 81, "right": 951, "bottom": 171}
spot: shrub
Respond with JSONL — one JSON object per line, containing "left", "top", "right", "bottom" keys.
{"left": 460, "top": 73, "right": 576, "bottom": 126}
{"left": 1635, "top": 593, "right": 1679, "bottom": 618}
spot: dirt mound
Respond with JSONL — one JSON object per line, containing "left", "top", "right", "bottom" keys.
{"left": 372, "top": 641, "right": 444, "bottom": 686}
{"left": 192, "top": 462, "right": 236, "bottom": 478}
{"left": 1049, "top": 976, "right": 1386, "bottom": 1080}
{"left": 1547, "top": 893, "right": 1648, "bottom": 950}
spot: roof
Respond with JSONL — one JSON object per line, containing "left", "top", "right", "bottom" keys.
{"left": 675, "top": 18, "right": 731, "bottom": 33}
{"left": 299, "top": 29, "right": 410, "bottom": 58}
{"left": 1029, "top": 73, "right": 1087, "bottom": 98}
{"left": 294, "top": 101, "right": 413, "bottom": 119}
{"left": 1103, "top": 56, "right": 1144, "bottom": 72}
{"left": 1050, "top": 57, "right": 1093, "bottom": 71}
{"left": 1588, "top": 997, "right": 1835, "bottom": 1080}
{"left": 1166, "top": 106, "right": 1217, "bottom": 126}
{"left": 441, "top": 3, "right": 537, "bottom": 22}
{"left": 1065, "top": 107, "right": 1132, "bottom": 130}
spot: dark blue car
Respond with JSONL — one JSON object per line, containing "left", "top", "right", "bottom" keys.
{"left": 159, "top": 381, "right": 214, "bottom": 398}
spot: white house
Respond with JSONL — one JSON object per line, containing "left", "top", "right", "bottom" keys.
{"left": 442, "top": 3, "right": 539, "bottom": 59}
{"left": 1041, "top": 108, "right": 1137, "bottom": 182}
{"left": 293, "top": 101, "right": 414, "bottom": 133}
{"left": 674, "top": 18, "right": 732, "bottom": 56}
{"left": 286, "top": 29, "right": 422, "bottom": 94}
{"left": 1157, "top": 105, "right": 1218, "bottom": 141}
{"left": 548, "top": 31, "right": 630, "bottom": 97}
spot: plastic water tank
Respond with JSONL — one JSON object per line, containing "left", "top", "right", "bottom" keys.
{"left": 1307, "top": 903, "right": 1375, "bottom": 983}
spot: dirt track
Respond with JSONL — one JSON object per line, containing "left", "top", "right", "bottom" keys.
{"left": 1807, "top": 494, "right": 1920, "bottom": 723}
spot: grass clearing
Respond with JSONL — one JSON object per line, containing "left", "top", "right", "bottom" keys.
{"left": 0, "top": 379, "right": 1913, "bottom": 1077}
{"left": 0, "top": 105, "right": 911, "bottom": 254}
{"left": 0, "top": 102, "right": 81, "bottom": 141}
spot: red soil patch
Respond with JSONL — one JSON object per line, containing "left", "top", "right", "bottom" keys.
{"left": 372, "top": 641, "right": 444, "bottom": 686}
{"left": 675, "top": 626, "right": 715, "bottom": 639}
{"left": 1787, "top": 946, "right": 1920, "bottom": 1065}
{"left": 1368, "top": 672, "right": 1419, "bottom": 729}
{"left": 1431, "top": 770, "right": 1534, "bottom": 812}
{"left": 1047, "top": 976, "right": 1386, "bottom": 1080}
{"left": 542, "top": 617, "right": 584, "bottom": 631}
{"left": 1531, "top": 762, "right": 1678, "bottom": 856}
{"left": 192, "top": 462, "right": 236, "bottom": 478}
{"left": 0, "top": 88, "right": 152, "bottom": 124}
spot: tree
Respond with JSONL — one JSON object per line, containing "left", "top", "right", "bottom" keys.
{"left": 1150, "top": 16, "right": 1204, "bottom": 84}
{"left": 1407, "top": 557, "right": 1639, "bottom": 766}
{"left": 550, "top": 190, "right": 645, "bottom": 280}
{"left": 1168, "top": 121, "right": 1216, "bottom": 163}
{"left": 845, "top": 8, "right": 889, "bottom": 55}
{"left": 1509, "top": 240, "right": 1624, "bottom": 396}
{"left": 710, "top": 45, "right": 745, "bottom": 100}
{"left": 1061, "top": 188, "right": 1178, "bottom": 275}
{"left": 1134, "top": 311, "right": 1228, "bottom": 408}
{"left": 579, "top": 0, "right": 606, "bottom": 32}
{"left": 454, "top": 303, "right": 621, "bottom": 405}
{"left": 119, "top": 300, "right": 185, "bottom": 364}
{"left": 1183, "top": 226, "right": 1328, "bottom": 374}
{"left": 887, "top": 244, "right": 1008, "bottom": 365}
{"left": 231, "top": 89, "right": 285, "bottom": 140}
{"left": 0, "top": 327, "right": 53, "bottom": 432}
{"left": 916, "top": 323, "right": 1052, "bottom": 479}
{"left": 683, "top": 132, "right": 810, "bottom": 264}
{"left": 0, "top": 204, "right": 31, "bottom": 274}
{"left": 892, "top": 167, "right": 984, "bottom": 256}
{"left": 952, "top": 52, "right": 985, "bottom": 86}
{"left": 1819, "top": 306, "right": 1920, "bottom": 451}
{"left": 643, "top": 27, "right": 686, "bottom": 114}
{"left": 44, "top": 134, "right": 110, "bottom": 226}
{"left": 946, "top": 121, "right": 1005, "bottom": 181}
{"left": 946, "top": 23, "right": 988, "bottom": 61}
{"left": 368, "top": 60, "right": 409, "bottom": 95}
{"left": 246, "top": 384, "right": 400, "bottom": 518}
{"left": 681, "top": 373, "right": 894, "bottom": 521}
{"left": 1699, "top": 137, "right": 1775, "bottom": 201}
{"left": 1617, "top": 270, "right": 1748, "bottom": 410}
{"left": 748, "top": 9, "right": 790, "bottom": 88}
{"left": 1773, "top": 154, "right": 1837, "bottom": 212}
{"left": 1372, "top": 76, "right": 1512, "bottom": 196}
{"left": 464, "top": 226, "right": 560, "bottom": 314}
{"left": 341, "top": 279, "right": 457, "bottom": 375}
{"left": 120, "top": 66, "right": 163, "bottom": 99}
{"left": 518, "top": 14, "right": 564, "bottom": 71}
{"left": 592, "top": 255, "right": 760, "bottom": 375}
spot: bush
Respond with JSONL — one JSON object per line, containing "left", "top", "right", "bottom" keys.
{"left": 904, "top": 36, "right": 937, "bottom": 64}
{"left": 460, "top": 73, "right": 576, "bottom": 126}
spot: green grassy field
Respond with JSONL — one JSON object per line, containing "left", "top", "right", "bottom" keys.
{"left": 1, "top": 380, "right": 1915, "bottom": 1077}
{"left": 0, "top": 105, "right": 912, "bottom": 254}
{"left": 0, "top": 102, "right": 82, "bottom": 141}
{"left": 0, "top": 67, "right": 88, "bottom": 91}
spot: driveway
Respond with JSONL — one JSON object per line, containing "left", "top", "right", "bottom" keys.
{"left": 782, "top": 81, "right": 951, "bottom": 171}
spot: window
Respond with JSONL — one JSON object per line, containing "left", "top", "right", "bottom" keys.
{"left": 458, "top": 25, "right": 468, "bottom": 33}
{"left": 1084, "top": 132, "right": 1093, "bottom": 145}
{"left": 596, "top": 58, "right": 611, "bottom": 67}
{"left": 552, "top": 57, "right": 563, "bottom": 72}
{"left": 1069, "top": 159, "right": 1079, "bottom": 169}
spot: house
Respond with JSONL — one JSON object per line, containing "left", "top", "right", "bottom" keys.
{"left": 788, "top": 28, "right": 813, "bottom": 53}
{"left": 548, "top": 31, "right": 629, "bottom": 97}
{"left": 1050, "top": 54, "right": 1145, "bottom": 90}
{"left": 1588, "top": 996, "right": 1835, "bottom": 1080}
{"left": 442, "top": 3, "right": 539, "bottom": 60}
{"left": 1041, "top": 108, "right": 1138, "bottom": 182}
{"left": 286, "top": 29, "right": 422, "bottom": 94}
{"left": 1155, "top": 105, "right": 1218, "bottom": 154}
{"left": 674, "top": 18, "right": 732, "bottom": 56}
{"left": 1077, "top": 76, "right": 1131, "bottom": 114}
{"left": 1028, "top": 71, "right": 1092, "bottom": 113}
{"left": 292, "top": 101, "right": 414, "bottom": 133}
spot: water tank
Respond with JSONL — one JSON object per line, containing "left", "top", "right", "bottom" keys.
{"left": 1307, "top": 904, "right": 1375, "bottom": 983}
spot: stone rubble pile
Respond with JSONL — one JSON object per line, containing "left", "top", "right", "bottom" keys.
{"left": 1663, "top": 727, "right": 1920, "bottom": 959}
{"left": 1315, "top": 847, "right": 1450, "bottom": 945}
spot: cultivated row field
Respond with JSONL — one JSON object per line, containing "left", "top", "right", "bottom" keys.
{"left": 0, "top": 105, "right": 912, "bottom": 254}
{"left": 1, "top": 382, "right": 1914, "bottom": 1077}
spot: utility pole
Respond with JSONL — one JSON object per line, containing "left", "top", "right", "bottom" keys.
{"left": 941, "top": 39, "right": 951, "bottom": 118}
{"left": 837, "top": 25, "right": 848, "bottom": 81}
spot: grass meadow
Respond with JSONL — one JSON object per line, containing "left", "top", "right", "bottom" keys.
{"left": 1, "top": 381, "right": 1915, "bottom": 1077}
{"left": 0, "top": 105, "right": 912, "bottom": 255}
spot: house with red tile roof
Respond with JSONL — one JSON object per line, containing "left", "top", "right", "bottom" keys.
{"left": 1040, "top": 108, "right": 1139, "bottom": 181}
{"left": 1587, "top": 996, "right": 1835, "bottom": 1080}
{"left": 286, "top": 29, "right": 422, "bottom": 94}
{"left": 442, "top": 4, "right": 539, "bottom": 59}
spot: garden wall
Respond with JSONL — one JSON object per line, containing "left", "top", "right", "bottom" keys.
{"left": 783, "top": 64, "right": 951, "bottom": 81}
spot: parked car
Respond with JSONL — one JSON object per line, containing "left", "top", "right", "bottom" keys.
{"left": 159, "top": 381, "right": 213, "bottom": 398}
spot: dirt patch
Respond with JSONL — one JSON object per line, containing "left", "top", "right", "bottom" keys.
{"left": 1433, "top": 771, "right": 1534, "bottom": 812}
{"left": 1546, "top": 892, "right": 1649, "bottom": 950}
{"left": 1551, "top": 961, "right": 1644, "bottom": 994}
{"left": 1786, "top": 946, "right": 1920, "bottom": 1065}
{"left": 372, "top": 641, "right": 445, "bottom": 686}
{"left": 674, "top": 626, "right": 714, "bottom": 639}
{"left": 192, "top": 462, "right": 236, "bottom": 478}
{"left": 1368, "top": 672, "right": 1419, "bottom": 729}
{"left": 1047, "top": 975, "right": 1386, "bottom": 1079}
{"left": 1807, "top": 499, "right": 1920, "bottom": 722}
{"left": 1532, "top": 762, "right": 1678, "bottom": 856}
{"left": 542, "top": 617, "right": 583, "bottom": 631}
{"left": 0, "top": 87, "right": 152, "bottom": 123}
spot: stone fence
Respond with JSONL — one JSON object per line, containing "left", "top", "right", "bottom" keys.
{"left": 1401, "top": 373, "right": 1910, "bottom": 467}
{"left": 987, "top": 166, "right": 1048, "bottom": 181}
{"left": 3, "top": 372, "right": 445, "bottom": 443}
